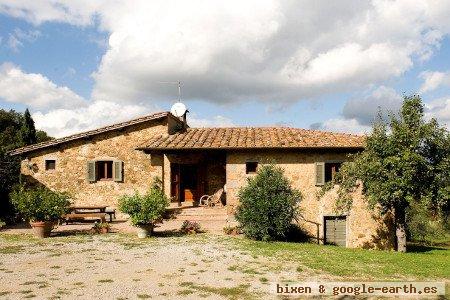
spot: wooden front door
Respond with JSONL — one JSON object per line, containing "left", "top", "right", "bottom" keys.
{"left": 180, "top": 164, "right": 198, "bottom": 202}
{"left": 171, "top": 163, "right": 203, "bottom": 203}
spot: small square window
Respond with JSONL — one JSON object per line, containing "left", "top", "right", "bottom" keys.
{"left": 246, "top": 162, "right": 258, "bottom": 174}
{"left": 45, "top": 160, "right": 56, "bottom": 170}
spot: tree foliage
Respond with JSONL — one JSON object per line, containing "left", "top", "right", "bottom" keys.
{"left": 235, "top": 165, "right": 302, "bottom": 241}
{"left": 20, "top": 108, "right": 37, "bottom": 145}
{"left": 334, "top": 96, "right": 449, "bottom": 251}
{"left": 0, "top": 108, "right": 52, "bottom": 221}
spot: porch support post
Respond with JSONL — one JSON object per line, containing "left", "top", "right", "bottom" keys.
{"left": 163, "top": 154, "right": 171, "bottom": 199}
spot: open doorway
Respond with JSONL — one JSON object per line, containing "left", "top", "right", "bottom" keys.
{"left": 171, "top": 163, "right": 205, "bottom": 203}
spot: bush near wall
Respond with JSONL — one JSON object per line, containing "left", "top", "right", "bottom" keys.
{"left": 236, "top": 165, "right": 302, "bottom": 241}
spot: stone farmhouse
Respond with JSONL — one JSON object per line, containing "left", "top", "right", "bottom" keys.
{"left": 10, "top": 111, "right": 393, "bottom": 249}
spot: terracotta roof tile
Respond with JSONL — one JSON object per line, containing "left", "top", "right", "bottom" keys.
{"left": 138, "top": 127, "right": 365, "bottom": 150}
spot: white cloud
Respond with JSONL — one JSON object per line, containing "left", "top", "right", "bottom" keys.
{"left": 0, "top": 62, "right": 161, "bottom": 138}
{"left": 283, "top": 43, "right": 412, "bottom": 87}
{"left": 343, "top": 86, "right": 403, "bottom": 125}
{"left": 312, "top": 85, "right": 403, "bottom": 133}
{"left": 0, "top": 1, "right": 104, "bottom": 26}
{"left": 33, "top": 100, "right": 156, "bottom": 137}
{"left": 0, "top": 63, "right": 86, "bottom": 109}
{"left": 425, "top": 97, "right": 450, "bottom": 128}
{"left": 188, "top": 115, "right": 235, "bottom": 128}
{"left": 2, "top": 0, "right": 450, "bottom": 106}
{"left": 314, "top": 85, "right": 450, "bottom": 133}
{"left": 1, "top": 1, "right": 450, "bottom": 136}
{"left": 419, "top": 70, "right": 450, "bottom": 93}
{"left": 34, "top": 104, "right": 235, "bottom": 137}
{"left": 312, "top": 118, "right": 371, "bottom": 134}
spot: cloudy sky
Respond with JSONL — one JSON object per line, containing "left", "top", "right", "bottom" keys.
{"left": 0, "top": 0, "right": 449, "bottom": 137}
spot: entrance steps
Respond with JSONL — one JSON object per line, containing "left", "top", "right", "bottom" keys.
{"left": 158, "top": 203, "right": 229, "bottom": 234}
{"left": 165, "top": 202, "right": 228, "bottom": 222}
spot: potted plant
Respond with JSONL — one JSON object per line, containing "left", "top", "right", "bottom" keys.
{"left": 10, "top": 185, "right": 71, "bottom": 238}
{"left": 118, "top": 179, "right": 169, "bottom": 238}
{"left": 93, "top": 222, "right": 110, "bottom": 234}
{"left": 180, "top": 220, "right": 201, "bottom": 234}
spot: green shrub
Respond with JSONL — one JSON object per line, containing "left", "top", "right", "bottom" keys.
{"left": 235, "top": 165, "right": 302, "bottom": 241}
{"left": 118, "top": 183, "right": 169, "bottom": 226}
{"left": 10, "top": 185, "right": 71, "bottom": 222}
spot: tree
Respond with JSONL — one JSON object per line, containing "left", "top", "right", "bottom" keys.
{"left": 0, "top": 109, "right": 52, "bottom": 222}
{"left": 20, "top": 108, "right": 37, "bottom": 145}
{"left": 235, "top": 165, "right": 302, "bottom": 241}
{"left": 0, "top": 109, "right": 25, "bottom": 221}
{"left": 335, "top": 96, "right": 449, "bottom": 252}
{"left": 36, "top": 130, "right": 53, "bottom": 143}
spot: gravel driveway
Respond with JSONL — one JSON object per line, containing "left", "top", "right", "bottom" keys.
{"left": 0, "top": 232, "right": 314, "bottom": 300}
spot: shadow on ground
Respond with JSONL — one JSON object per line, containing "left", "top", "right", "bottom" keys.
{"left": 406, "top": 243, "right": 449, "bottom": 253}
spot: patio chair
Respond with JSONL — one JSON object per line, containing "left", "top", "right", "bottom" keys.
{"left": 199, "top": 188, "right": 224, "bottom": 207}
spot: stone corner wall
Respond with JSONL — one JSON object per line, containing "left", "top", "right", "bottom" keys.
{"left": 317, "top": 186, "right": 395, "bottom": 249}
{"left": 225, "top": 150, "right": 395, "bottom": 249}
{"left": 20, "top": 119, "right": 167, "bottom": 217}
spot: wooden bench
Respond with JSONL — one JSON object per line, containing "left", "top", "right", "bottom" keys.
{"left": 65, "top": 213, "right": 106, "bottom": 224}
{"left": 105, "top": 209, "right": 116, "bottom": 222}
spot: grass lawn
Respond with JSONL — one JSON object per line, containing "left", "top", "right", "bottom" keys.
{"left": 0, "top": 232, "right": 448, "bottom": 299}
{"left": 234, "top": 237, "right": 450, "bottom": 280}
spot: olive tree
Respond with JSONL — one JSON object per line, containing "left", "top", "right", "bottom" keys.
{"left": 335, "top": 96, "right": 449, "bottom": 252}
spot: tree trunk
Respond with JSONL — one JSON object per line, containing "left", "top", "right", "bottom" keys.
{"left": 395, "top": 208, "right": 407, "bottom": 252}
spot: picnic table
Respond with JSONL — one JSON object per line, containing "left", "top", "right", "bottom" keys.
{"left": 65, "top": 205, "right": 116, "bottom": 223}
{"left": 69, "top": 205, "right": 107, "bottom": 213}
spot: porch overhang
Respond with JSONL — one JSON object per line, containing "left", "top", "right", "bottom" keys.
{"left": 136, "top": 146, "right": 365, "bottom": 154}
{"left": 135, "top": 127, "right": 366, "bottom": 154}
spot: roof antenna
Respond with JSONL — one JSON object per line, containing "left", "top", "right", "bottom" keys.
{"left": 159, "top": 80, "right": 182, "bottom": 103}
{"left": 159, "top": 81, "right": 188, "bottom": 128}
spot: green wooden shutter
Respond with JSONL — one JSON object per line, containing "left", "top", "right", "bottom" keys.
{"left": 87, "top": 161, "right": 96, "bottom": 183}
{"left": 113, "top": 160, "right": 123, "bottom": 182}
{"left": 315, "top": 162, "right": 325, "bottom": 186}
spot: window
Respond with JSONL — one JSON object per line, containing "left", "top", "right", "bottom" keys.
{"left": 97, "top": 161, "right": 113, "bottom": 180}
{"left": 45, "top": 159, "right": 56, "bottom": 170}
{"left": 87, "top": 160, "right": 123, "bottom": 183}
{"left": 246, "top": 161, "right": 258, "bottom": 174}
{"left": 316, "top": 161, "right": 342, "bottom": 186}
{"left": 325, "top": 162, "right": 341, "bottom": 182}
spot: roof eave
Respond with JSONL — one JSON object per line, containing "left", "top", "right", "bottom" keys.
{"left": 136, "top": 146, "right": 365, "bottom": 152}
{"left": 9, "top": 111, "right": 174, "bottom": 156}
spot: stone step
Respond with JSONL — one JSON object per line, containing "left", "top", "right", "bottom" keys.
{"left": 168, "top": 208, "right": 227, "bottom": 216}
{"left": 176, "top": 211, "right": 227, "bottom": 217}
{"left": 171, "top": 215, "right": 229, "bottom": 221}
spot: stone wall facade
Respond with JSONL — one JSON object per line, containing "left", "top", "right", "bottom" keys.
{"left": 19, "top": 120, "right": 392, "bottom": 249}
{"left": 20, "top": 119, "right": 168, "bottom": 215}
{"left": 225, "top": 150, "right": 394, "bottom": 249}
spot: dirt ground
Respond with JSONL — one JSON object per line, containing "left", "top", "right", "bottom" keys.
{"left": 0, "top": 225, "right": 325, "bottom": 300}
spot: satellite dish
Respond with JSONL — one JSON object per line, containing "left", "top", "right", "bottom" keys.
{"left": 170, "top": 102, "right": 187, "bottom": 117}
